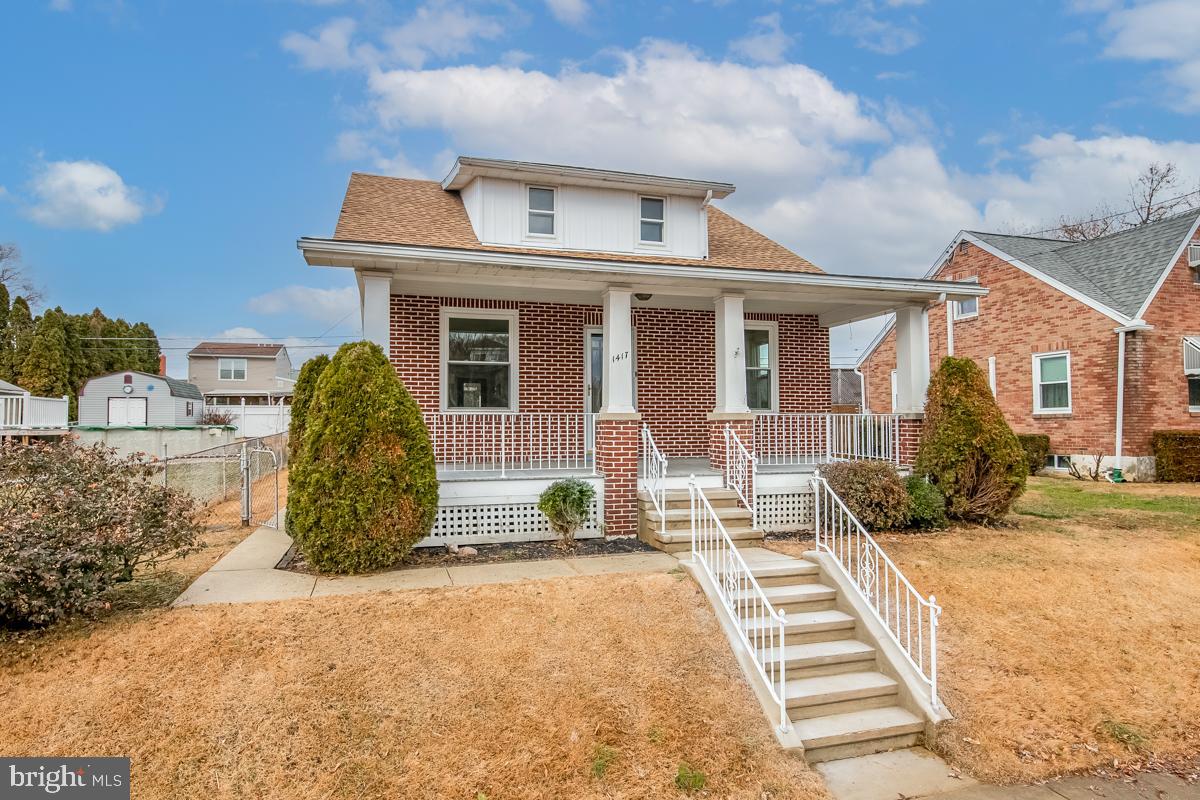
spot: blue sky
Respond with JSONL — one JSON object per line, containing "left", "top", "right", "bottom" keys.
{"left": 5, "top": 0, "right": 1200, "bottom": 373}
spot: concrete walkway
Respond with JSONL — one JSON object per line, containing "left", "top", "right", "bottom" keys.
{"left": 173, "top": 526, "right": 680, "bottom": 607}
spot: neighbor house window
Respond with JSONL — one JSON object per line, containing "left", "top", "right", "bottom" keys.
{"left": 1033, "top": 351, "right": 1071, "bottom": 414}
{"left": 218, "top": 358, "right": 247, "bottom": 381}
{"left": 639, "top": 196, "right": 665, "bottom": 244}
{"left": 1044, "top": 454, "right": 1072, "bottom": 470}
{"left": 442, "top": 310, "right": 517, "bottom": 410}
{"left": 744, "top": 323, "right": 777, "bottom": 411}
{"left": 527, "top": 187, "right": 556, "bottom": 236}
{"left": 1185, "top": 336, "right": 1200, "bottom": 411}
{"left": 954, "top": 277, "right": 979, "bottom": 320}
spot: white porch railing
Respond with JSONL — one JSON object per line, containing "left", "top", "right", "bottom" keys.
{"left": 690, "top": 477, "right": 790, "bottom": 733}
{"left": 0, "top": 394, "right": 69, "bottom": 430}
{"left": 811, "top": 473, "right": 941, "bottom": 707}
{"left": 641, "top": 424, "right": 667, "bottom": 538}
{"left": 723, "top": 423, "right": 757, "bottom": 528}
{"left": 424, "top": 412, "right": 597, "bottom": 475}
{"left": 755, "top": 413, "right": 901, "bottom": 466}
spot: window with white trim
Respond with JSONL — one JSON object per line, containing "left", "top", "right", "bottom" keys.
{"left": 1033, "top": 351, "right": 1071, "bottom": 414}
{"left": 443, "top": 310, "right": 517, "bottom": 410}
{"left": 218, "top": 358, "right": 247, "bottom": 381}
{"left": 954, "top": 277, "right": 980, "bottom": 320}
{"left": 527, "top": 187, "right": 556, "bottom": 236}
{"left": 639, "top": 196, "right": 665, "bottom": 244}
{"left": 1185, "top": 336, "right": 1200, "bottom": 411}
{"left": 1044, "top": 454, "right": 1072, "bottom": 470}
{"left": 744, "top": 323, "right": 777, "bottom": 411}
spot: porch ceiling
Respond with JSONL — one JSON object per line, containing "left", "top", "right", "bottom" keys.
{"left": 299, "top": 237, "right": 986, "bottom": 327}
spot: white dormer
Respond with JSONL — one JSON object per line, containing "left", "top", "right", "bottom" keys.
{"left": 442, "top": 157, "right": 735, "bottom": 260}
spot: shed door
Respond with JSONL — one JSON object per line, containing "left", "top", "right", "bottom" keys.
{"left": 108, "top": 397, "right": 147, "bottom": 426}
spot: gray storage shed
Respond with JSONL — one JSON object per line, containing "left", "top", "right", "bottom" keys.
{"left": 78, "top": 371, "right": 204, "bottom": 428}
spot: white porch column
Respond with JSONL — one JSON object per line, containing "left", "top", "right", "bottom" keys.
{"left": 894, "top": 305, "right": 930, "bottom": 413}
{"left": 358, "top": 270, "right": 391, "bottom": 358}
{"left": 713, "top": 293, "right": 749, "bottom": 414}
{"left": 600, "top": 286, "right": 636, "bottom": 414}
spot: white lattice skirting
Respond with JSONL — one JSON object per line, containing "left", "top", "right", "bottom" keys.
{"left": 757, "top": 491, "right": 815, "bottom": 533}
{"left": 418, "top": 498, "right": 604, "bottom": 547}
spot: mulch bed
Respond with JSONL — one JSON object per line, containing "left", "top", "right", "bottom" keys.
{"left": 279, "top": 535, "right": 657, "bottom": 575}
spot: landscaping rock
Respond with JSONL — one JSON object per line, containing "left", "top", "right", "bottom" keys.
{"left": 458, "top": 547, "right": 478, "bottom": 557}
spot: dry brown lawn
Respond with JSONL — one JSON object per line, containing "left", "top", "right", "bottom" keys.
{"left": 0, "top": 573, "right": 827, "bottom": 800}
{"left": 772, "top": 476, "right": 1200, "bottom": 783}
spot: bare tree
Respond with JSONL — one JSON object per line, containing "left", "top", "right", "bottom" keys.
{"left": 1045, "top": 162, "right": 1200, "bottom": 241}
{"left": 0, "top": 244, "right": 42, "bottom": 305}
{"left": 1055, "top": 201, "right": 1120, "bottom": 242}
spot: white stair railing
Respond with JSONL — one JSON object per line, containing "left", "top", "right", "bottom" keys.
{"left": 690, "top": 477, "right": 790, "bottom": 733}
{"left": 723, "top": 423, "right": 757, "bottom": 528}
{"left": 811, "top": 473, "right": 942, "bottom": 707}
{"left": 641, "top": 424, "right": 668, "bottom": 538}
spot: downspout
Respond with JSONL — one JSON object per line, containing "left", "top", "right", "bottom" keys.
{"left": 1112, "top": 320, "right": 1152, "bottom": 483}
{"left": 945, "top": 296, "right": 954, "bottom": 357}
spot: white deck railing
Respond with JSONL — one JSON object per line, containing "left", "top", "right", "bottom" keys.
{"left": 690, "top": 477, "right": 790, "bottom": 733}
{"left": 755, "top": 413, "right": 901, "bottom": 466}
{"left": 0, "top": 394, "right": 69, "bottom": 430}
{"left": 723, "top": 423, "right": 757, "bottom": 528}
{"left": 424, "top": 412, "right": 596, "bottom": 475}
{"left": 811, "top": 473, "right": 941, "bottom": 707}
{"left": 641, "top": 425, "right": 668, "bottom": 537}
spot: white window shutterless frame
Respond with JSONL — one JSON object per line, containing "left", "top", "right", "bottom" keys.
{"left": 1032, "top": 351, "right": 1071, "bottom": 414}
{"left": 526, "top": 186, "right": 557, "bottom": 238}
{"left": 954, "top": 277, "right": 980, "bottom": 320}
{"left": 218, "top": 358, "right": 247, "bottom": 381}
{"left": 638, "top": 196, "right": 666, "bottom": 245}
{"left": 441, "top": 309, "right": 519, "bottom": 411}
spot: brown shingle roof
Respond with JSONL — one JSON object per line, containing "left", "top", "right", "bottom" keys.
{"left": 331, "top": 173, "right": 823, "bottom": 274}
{"left": 189, "top": 342, "right": 284, "bottom": 357}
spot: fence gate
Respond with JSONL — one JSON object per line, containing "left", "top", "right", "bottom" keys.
{"left": 159, "top": 432, "right": 287, "bottom": 531}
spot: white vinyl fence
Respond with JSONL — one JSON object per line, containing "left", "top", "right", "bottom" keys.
{"left": 206, "top": 403, "right": 291, "bottom": 439}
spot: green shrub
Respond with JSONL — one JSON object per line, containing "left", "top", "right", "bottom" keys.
{"left": 288, "top": 342, "right": 438, "bottom": 573}
{"left": 538, "top": 479, "right": 596, "bottom": 548}
{"left": 1151, "top": 430, "right": 1200, "bottom": 481}
{"left": 916, "top": 357, "right": 1026, "bottom": 523}
{"left": 1016, "top": 434, "right": 1051, "bottom": 476}
{"left": 905, "top": 476, "right": 947, "bottom": 530}
{"left": 821, "top": 461, "right": 910, "bottom": 531}
{"left": 0, "top": 439, "right": 198, "bottom": 627}
{"left": 288, "top": 353, "right": 330, "bottom": 463}
{"left": 674, "top": 763, "right": 706, "bottom": 794}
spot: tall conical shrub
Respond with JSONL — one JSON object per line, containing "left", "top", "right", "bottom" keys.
{"left": 288, "top": 353, "right": 330, "bottom": 463}
{"left": 288, "top": 341, "right": 437, "bottom": 573}
{"left": 915, "top": 356, "right": 1026, "bottom": 523}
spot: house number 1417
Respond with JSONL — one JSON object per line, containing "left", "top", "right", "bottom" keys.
{"left": 611, "top": 351, "right": 630, "bottom": 362}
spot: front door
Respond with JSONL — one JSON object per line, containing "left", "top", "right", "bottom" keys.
{"left": 584, "top": 328, "right": 636, "bottom": 413}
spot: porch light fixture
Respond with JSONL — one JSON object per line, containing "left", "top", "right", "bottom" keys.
{"left": 634, "top": 293, "right": 653, "bottom": 301}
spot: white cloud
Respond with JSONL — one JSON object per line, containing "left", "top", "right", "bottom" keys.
{"left": 48, "top": 0, "right": 72, "bottom": 10}
{"left": 26, "top": 159, "right": 160, "bottom": 232}
{"left": 330, "top": 130, "right": 427, "bottom": 177}
{"left": 729, "top": 13, "right": 794, "bottom": 65}
{"left": 281, "top": 17, "right": 361, "bottom": 70}
{"left": 836, "top": 11, "right": 921, "bottom": 55}
{"left": 1091, "top": 0, "right": 1200, "bottom": 111}
{"left": 545, "top": 0, "right": 588, "bottom": 26}
{"left": 248, "top": 285, "right": 359, "bottom": 325}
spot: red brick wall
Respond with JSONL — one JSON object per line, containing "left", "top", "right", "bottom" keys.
{"left": 389, "top": 295, "right": 830, "bottom": 459}
{"left": 595, "top": 418, "right": 639, "bottom": 537}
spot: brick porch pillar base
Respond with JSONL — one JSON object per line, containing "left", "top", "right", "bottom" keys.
{"left": 596, "top": 413, "right": 641, "bottom": 538}
{"left": 707, "top": 412, "right": 756, "bottom": 473}
{"left": 897, "top": 413, "right": 924, "bottom": 468}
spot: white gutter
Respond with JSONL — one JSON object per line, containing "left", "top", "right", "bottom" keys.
{"left": 1113, "top": 320, "right": 1153, "bottom": 478}
{"left": 297, "top": 238, "right": 989, "bottom": 300}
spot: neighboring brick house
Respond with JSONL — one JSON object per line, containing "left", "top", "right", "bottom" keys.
{"left": 859, "top": 209, "right": 1200, "bottom": 480}
{"left": 187, "top": 342, "right": 295, "bottom": 406}
{"left": 299, "top": 156, "right": 982, "bottom": 545}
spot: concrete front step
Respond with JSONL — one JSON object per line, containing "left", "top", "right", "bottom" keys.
{"left": 748, "top": 559, "right": 821, "bottom": 587}
{"left": 743, "top": 608, "right": 857, "bottom": 644}
{"left": 639, "top": 488, "right": 741, "bottom": 510}
{"left": 792, "top": 706, "right": 925, "bottom": 763}
{"left": 736, "top": 582, "right": 837, "bottom": 614}
{"left": 784, "top": 670, "right": 899, "bottom": 719}
{"left": 644, "top": 505, "right": 752, "bottom": 531}
{"left": 763, "top": 638, "right": 877, "bottom": 679}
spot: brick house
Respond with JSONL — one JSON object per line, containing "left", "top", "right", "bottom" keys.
{"left": 858, "top": 209, "right": 1200, "bottom": 480}
{"left": 298, "top": 157, "right": 982, "bottom": 546}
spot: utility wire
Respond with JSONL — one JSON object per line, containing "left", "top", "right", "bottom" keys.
{"left": 1023, "top": 187, "right": 1200, "bottom": 237}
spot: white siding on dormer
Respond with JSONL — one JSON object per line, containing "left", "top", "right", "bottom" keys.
{"left": 461, "top": 176, "right": 706, "bottom": 259}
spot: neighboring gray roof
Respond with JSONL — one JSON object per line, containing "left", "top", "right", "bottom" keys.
{"left": 968, "top": 208, "right": 1200, "bottom": 319}
{"left": 0, "top": 378, "right": 28, "bottom": 395}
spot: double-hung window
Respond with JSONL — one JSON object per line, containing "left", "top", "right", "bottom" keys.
{"left": 1185, "top": 336, "right": 1200, "bottom": 411}
{"left": 954, "top": 277, "right": 980, "bottom": 320}
{"left": 218, "top": 358, "right": 247, "bottom": 381}
{"left": 639, "top": 196, "right": 665, "bottom": 244}
{"left": 744, "top": 323, "right": 776, "bottom": 411}
{"left": 527, "top": 187, "right": 556, "bottom": 236}
{"left": 1033, "top": 351, "right": 1071, "bottom": 414}
{"left": 443, "top": 311, "right": 517, "bottom": 410}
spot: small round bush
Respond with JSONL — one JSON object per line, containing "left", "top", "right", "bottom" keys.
{"left": 538, "top": 478, "right": 596, "bottom": 548}
{"left": 905, "top": 476, "right": 947, "bottom": 530}
{"left": 288, "top": 342, "right": 438, "bottom": 573}
{"left": 916, "top": 357, "right": 1026, "bottom": 523}
{"left": 821, "top": 461, "right": 910, "bottom": 532}
{"left": 1016, "top": 433, "right": 1051, "bottom": 476}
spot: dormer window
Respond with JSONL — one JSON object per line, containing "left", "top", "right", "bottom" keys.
{"left": 527, "top": 187, "right": 556, "bottom": 236}
{"left": 639, "top": 196, "right": 665, "bottom": 244}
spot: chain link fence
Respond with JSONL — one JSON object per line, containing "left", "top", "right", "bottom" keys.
{"left": 153, "top": 433, "right": 288, "bottom": 531}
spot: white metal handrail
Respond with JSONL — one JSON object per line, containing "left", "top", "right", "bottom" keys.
{"left": 424, "top": 412, "right": 597, "bottom": 475}
{"left": 641, "top": 424, "right": 668, "bottom": 538}
{"left": 690, "top": 477, "right": 790, "bottom": 733}
{"left": 0, "top": 394, "right": 69, "bottom": 430}
{"left": 723, "top": 423, "right": 757, "bottom": 528}
{"left": 755, "top": 413, "right": 900, "bottom": 466}
{"left": 811, "top": 473, "right": 941, "bottom": 707}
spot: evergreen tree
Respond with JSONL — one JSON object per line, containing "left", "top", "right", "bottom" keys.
{"left": 0, "top": 283, "right": 11, "bottom": 383}
{"left": 19, "top": 309, "right": 72, "bottom": 399}
{"left": 129, "top": 321, "right": 161, "bottom": 372}
{"left": 7, "top": 296, "right": 34, "bottom": 384}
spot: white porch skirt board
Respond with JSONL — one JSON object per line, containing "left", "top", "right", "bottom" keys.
{"left": 756, "top": 491, "right": 815, "bottom": 534}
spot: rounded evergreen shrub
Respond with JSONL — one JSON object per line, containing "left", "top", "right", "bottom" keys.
{"left": 288, "top": 353, "right": 330, "bottom": 463}
{"left": 905, "top": 476, "right": 947, "bottom": 530}
{"left": 288, "top": 342, "right": 438, "bottom": 573}
{"left": 537, "top": 478, "right": 596, "bottom": 548}
{"left": 915, "top": 356, "right": 1026, "bottom": 523}
{"left": 820, "top": 461, "right": 910, "bottom": 532}
{"left": 1016, "top": 433, "right": 1051, "bottom": 476}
